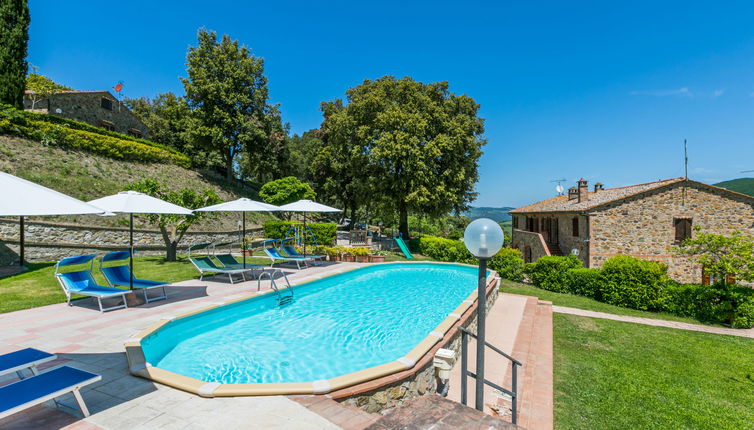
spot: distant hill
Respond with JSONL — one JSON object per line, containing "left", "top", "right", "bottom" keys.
{"left": 462, "top": 206, "right": 514, "bottom": 222}
{"left": 714, "top": 178, "right": 754, "bottom": 197}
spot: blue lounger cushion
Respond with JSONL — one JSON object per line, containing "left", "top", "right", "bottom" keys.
{"left": 282, "top": 245, "right": 325, "bottom": 259}
{"left": 0, "top": 366, "right": 101, "bottom": 419}
{"left": 57, "top": 271, "right": 127, "bottom": 296}
{"left": 265, "top": 247, "right": 309, "bottom": 260}
{"left": 0, "top": 348, "right": 56, "bottom": 377}
{"left": 101, "top": 265, "right": 166, "bottom": 288}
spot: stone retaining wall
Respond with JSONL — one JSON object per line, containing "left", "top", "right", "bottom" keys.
{"left": 0, "top": 218, "right": 263, "bottom": 265}
{"left": 338, "top": 277, "right": 500, "bottom": 413}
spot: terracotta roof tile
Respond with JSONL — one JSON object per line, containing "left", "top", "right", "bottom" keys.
{"left": 510, "top": 177, "right": 686, "bottom": 213}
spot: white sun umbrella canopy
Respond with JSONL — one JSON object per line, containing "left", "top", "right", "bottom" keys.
{"left": 88, "top": 191, "right": 193, "bottom": 289}
{"left": 195, "top": 198, "right": 280, "bottom": 268}
{"left": 277, "top": 199, "right": 341, "bottom": 257}
{"left": 0, "top": 171, "right": 106, "bottom": 265}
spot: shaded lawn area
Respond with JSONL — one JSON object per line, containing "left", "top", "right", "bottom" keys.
{"left": 554, "top": 313, "right": 754, "bottom": 429}
{"left": 0, "top": 254, "right": 270, "bottom": 314}
{"left": 500, "top": 279, "right": 721, "bottom": 326}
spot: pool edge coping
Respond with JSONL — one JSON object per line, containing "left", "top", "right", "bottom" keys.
{"left": 123, "top": 261, "right": 498, "bottom": 397}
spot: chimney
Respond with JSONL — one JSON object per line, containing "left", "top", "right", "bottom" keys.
{"left": 568, "top": 186, "right": 578, "bottom": 201}
{"left": 593, "top": 182, "right": 604, "bottom": 192}
{"left": 577, "top": 178, "right": 589, "bottom": 203}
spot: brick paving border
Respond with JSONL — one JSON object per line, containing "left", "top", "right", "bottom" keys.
{"left": 553, "top": 306, "right": 754, "bottom": 338}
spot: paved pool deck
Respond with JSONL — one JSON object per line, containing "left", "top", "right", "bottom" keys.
{"left": 0, "top": 262, "right": 361, "bottom": 430}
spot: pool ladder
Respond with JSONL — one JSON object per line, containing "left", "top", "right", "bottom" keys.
{"left": 257, "top": 269, "right": 294, "bottom": 306}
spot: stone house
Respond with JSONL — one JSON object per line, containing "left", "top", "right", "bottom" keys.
{"left": 509, "top": 177, "right": 754, "bottom": 283}
{"left": 23, "top": 90, "right": 150, "bottom": 138}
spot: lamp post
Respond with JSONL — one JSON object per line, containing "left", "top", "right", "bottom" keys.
{"left": 463, "top": 218, "right": 504, "bottom": 411}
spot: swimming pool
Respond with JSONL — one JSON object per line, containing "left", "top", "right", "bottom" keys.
{"left": 127, "top": 262, "right": 494, "bottom": 397}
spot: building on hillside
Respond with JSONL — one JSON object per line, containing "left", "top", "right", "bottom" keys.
{"left": 509, "top": 177, "right": 754, "bottom": 283}
{"left": 23, "top": 90, "right": 149, "bottom": 138}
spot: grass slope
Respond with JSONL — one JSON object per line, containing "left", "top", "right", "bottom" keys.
{"left": 554, "top": 313, "right": 754, "bottom": 429}
{"left": 0, "top": 135, "right": 272, "bottom": 229}
{"left": 715, "top": 177, "right": 754, "bottom": 197}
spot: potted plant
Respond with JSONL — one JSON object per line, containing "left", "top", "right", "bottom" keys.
{"left": 323, "top": 246, "right": 340, "bottom": 261}
{"left": 369, "top": 250, "right": 387, "bottom": 263}
{"left": 241, "top": 237, "right": 254, "bottom": 256}
{"left": 341, "top": 248, "right": 355, "bottom": 262}
{"left": 352, "top": 247, "right": 370, "bottom": 263}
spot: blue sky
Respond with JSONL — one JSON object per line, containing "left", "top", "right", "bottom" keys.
{"left": 28, "top": 1, "right": 754, "bottom": 207}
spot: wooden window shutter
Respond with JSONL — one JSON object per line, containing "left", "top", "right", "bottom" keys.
{"left": 726, "top": 274, "right": 736, "bottom": 285}
{"left": 702, "top": 271, "right": 710, "bottom": 285}
{"left": 572, "top": 217, "right": 579, "bottom": 237}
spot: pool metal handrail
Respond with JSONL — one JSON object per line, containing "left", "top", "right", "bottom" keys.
{"left": 458, "top": 326, "right": 522, "bottom": 425}
{"left": 257, "top": 269, "right": 293, "bottom": 305}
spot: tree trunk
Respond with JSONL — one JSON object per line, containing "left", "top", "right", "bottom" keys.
{"left": 225, "top": 155, "right": 234, "bottom": 180}
{"left": 348, "top": 206, "right": 356, "bottom": 230}
{"left": 398, "top": 201, "right": 409, "bottom": 239}
{"left": 166, "top": 242, "right": 178, "bottom": 262}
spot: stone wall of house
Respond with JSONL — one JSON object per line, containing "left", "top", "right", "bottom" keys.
{"left": 511, "top": 212, "right": 589, "bottom": 263}
{"left": 0, "top": 218, "right": 263, "bottom": 265}
{"left": 23, "top": 91, "right": 150, "bottom": 138}
{"left": 589, "top": 181, "right": 754, "bottom": 283}
{"left": 339, "top": 278, "right": 501, "bottom": 413}
{"left": 511, "top": 229, "right": 550, "bottom": 263}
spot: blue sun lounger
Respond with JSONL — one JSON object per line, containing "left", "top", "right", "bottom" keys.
{"left": 281, "top": 245, "right": 325, "bottom": 265}
{"left": 99, "top": 251, "right": 168, "bottom": 303}
{"left": 55, "top": 255, "right": 129, "bottom": 312}
{"left": 189, "top": 256, "right": 250, "bottom": 283}
{"left": 263, "top": 246, "right": 312, "bottom": 269}
{"left": 0, "top": 348, "right": 56, "bottom": 380}
{"left": 0, "top": 365, "right": 101, "bottom": 419}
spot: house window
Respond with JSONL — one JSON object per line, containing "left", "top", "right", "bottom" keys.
{"left": 128, "top": 128, "right": 142, "bottom": 138}
{"left": 101, "top": 97, "right": 113, "bottom": 110}
{"left": 702, "top": 269, "right": 736, "bottom": 286}
{"left": 100, "top": 120, "right": 115, "bottom": 132}
{"left": 513, "top": 216, "right": 519, "bottom": 229}
{"left": 674, "top": 218, "right": 692, "bottom": 243}
{"left": 572, "top": 217, "right": 579, "bottom": 237}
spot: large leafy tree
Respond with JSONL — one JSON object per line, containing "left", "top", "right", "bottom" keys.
{"left": 320, "top": 76, "right": 486, "bottom": 237}
{"left": 675, "top": 227, "right": 754, "bottom": 283}
{"left": 182, "top": 29, "right": 285, "bottom": 180}
{"left": 126, "top": 179, "right": 221, "bottom": 261}
{"left": 259, "top": 176, "right": 315, "bottom": 206}
{"left": 0, "top": 0, "right": 30, "bottom": 108}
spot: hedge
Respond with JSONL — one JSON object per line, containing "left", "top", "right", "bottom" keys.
{"left": 263, "top": 221, "right": 337, "bottom": 246}
{"left": 0, "top": 104, "right": 191, "bottom": 167}
{"left": 526, "top": 254, "right": 754, "bottom": 328}
{"left": 525, "top": 255, "right": 582, "bottom": 292}
{"left": 414, "top": 235, "right": 526, "bottom": 281}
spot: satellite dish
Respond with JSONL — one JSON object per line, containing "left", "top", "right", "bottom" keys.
{"left": 571, "top": 248, "right": 580, "bottom": 256}
{"left": 55, "top": 108, "right": 62, "bottom": 114}
{"left": 555, "top": 184, "right": 564, "bottom": 194}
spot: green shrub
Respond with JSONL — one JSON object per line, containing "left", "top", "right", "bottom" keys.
{"left": 732, "top": 299, "right": 754, "bottom": 329}
{"left": 489, "top": 248, "right": 525, "bottom": 282}
{"left": 527, "top": 255, "right": 583, "bottom": 292}
{"left": 263, "top": 221, "right": 337, "bottom": 245}
{"left": 416, "top": 236, "right": 475, "bottom": 264}
{"left": 0, "top": 104, "right": 191, "bottom": 167}
{"left": 599, "top": 256, "right": 668, "bottom": 310}
{"left": 565, "top": 268, "right": 604, "bottom": 298}
{"left": 659, "top": 281, "right": 754, "bottom": 328}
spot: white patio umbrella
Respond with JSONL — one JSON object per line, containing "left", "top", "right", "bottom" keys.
{"left": 88, "top": 191, "right": 193, "bottom": 289}
{"left": 194, "top": 198, "right": 280, "bottom": 268}
{"left": 277, "top": 199, "right": 341, "bottom": 257}
{"left": 0, "top": 171, "right": 106, "bottom": 266}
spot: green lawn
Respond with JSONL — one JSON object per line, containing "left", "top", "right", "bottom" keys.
{"left": 554, "top": 313, "right": 754, "bottom": 429}
{"left": 499, "top": 279, "right": 720, "bottom": 326}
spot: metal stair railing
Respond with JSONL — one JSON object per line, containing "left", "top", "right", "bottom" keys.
{"left": 257, "top": 269, "right": 294, "bottom": 305}
{"left": 459, "top": 326, "right": 523, "bottom": 424}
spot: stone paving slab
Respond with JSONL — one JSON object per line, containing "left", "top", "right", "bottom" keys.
{"left": 553, "top": 305, "right": 754, "bottom": 338}
{"left": 0, "top": 262, "right": 360, "bottom": 429}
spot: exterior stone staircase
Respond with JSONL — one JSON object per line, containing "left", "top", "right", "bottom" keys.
{"left": 546, "top": 242, "right": 564, "bottom": 256}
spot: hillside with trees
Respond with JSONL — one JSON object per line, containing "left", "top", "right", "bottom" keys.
{"left": 715, "top": 178, "right": 754, "bottom": 197}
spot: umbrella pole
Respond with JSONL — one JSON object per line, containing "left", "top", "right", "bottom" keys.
{"left": 303, "top": 213, "right": 307, "bottom": 259}
{"left": 242, "top": 212, "right": 246, "bottom": 269}
{"left": 129, "top": 213, "right": 134, "bottom": 290}
{"left": 19, "top": 216, "right": 24, "bottom": 266}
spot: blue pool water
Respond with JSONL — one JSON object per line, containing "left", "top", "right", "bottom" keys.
{"left": 141, "top": 263, "right": 480, "bottom": 384}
